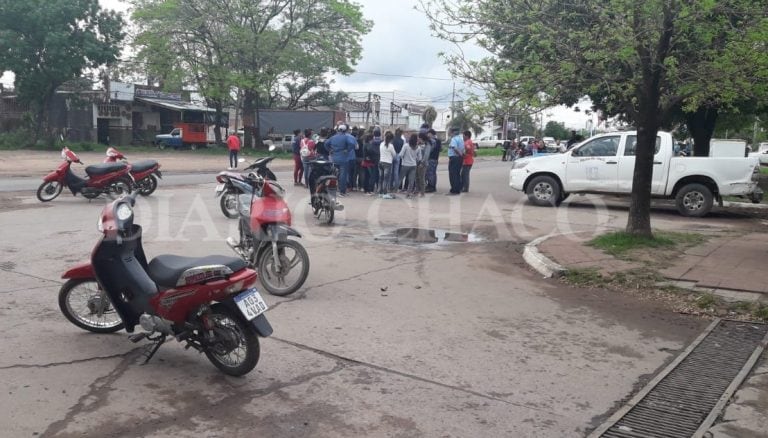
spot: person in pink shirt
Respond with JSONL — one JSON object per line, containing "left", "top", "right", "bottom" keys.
{"left": 227, "top": 130, "right": 241, "bottom": 169}
{"left": 461, "top": 130, "right": 476, "bottom": 193}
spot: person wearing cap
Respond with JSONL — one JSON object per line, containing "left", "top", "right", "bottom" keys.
{"left": 326, "top": 124, "right": 356, "bottom": 196}
{"left": 446, "top": 126, "right": 465, "bottom": 195}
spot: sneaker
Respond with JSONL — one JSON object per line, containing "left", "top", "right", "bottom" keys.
{"left": 382, "top": 194, "right": 395, "bottom": 199}
{"left": 338, "top": 193, "right": 347, "bottom": 197}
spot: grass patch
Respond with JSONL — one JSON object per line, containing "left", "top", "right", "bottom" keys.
{"left": 588, "top": 230, "right": 705, "bottom": 258}
{"left": 564, "top": 268, "right": 604, "bottom": 287}
{"left": 475, "top": 147, "right": 506, "bottom": 157}
{"left": 695, "top": 292, "right": 717, "bottom": 309}
{"left": 760, "top": 166, "right": 768, "bottom": 175}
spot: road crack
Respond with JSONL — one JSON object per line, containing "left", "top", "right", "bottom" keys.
{"left": 0, "top": 348, "right": 141, "bottom": 371}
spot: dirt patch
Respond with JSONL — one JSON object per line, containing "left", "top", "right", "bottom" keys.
{"left": 0, "top": 192, "right": 50, "bottom": 212}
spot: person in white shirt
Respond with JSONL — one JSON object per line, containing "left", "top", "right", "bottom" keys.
{"left": 379, "top": 132, "right": 397, "bottom": 197}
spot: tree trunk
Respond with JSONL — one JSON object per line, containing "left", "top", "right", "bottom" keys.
{"left": 626, "top": 123, "right": 658, "bottom": 238}
{"left": 242, "top": 89, "right": 255, "bottom": 150}
{"left": 254, "top": 92, "right": 264, "bottom": 149}
{"left": 212, "top": 100, "right": 223, "bottom": 145}
{"left": 685, "top": 106, "right": 718, "bottom": 157}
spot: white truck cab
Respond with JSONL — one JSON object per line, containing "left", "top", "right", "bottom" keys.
{"left": 509, "top": 131, "right": 762, "bottom": 217}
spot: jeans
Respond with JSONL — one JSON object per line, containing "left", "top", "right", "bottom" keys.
{"left": 390, "top": 155, "right": 401, "bottom": 190}
{"left": 302, "top": 160, "right": 311, "bottom": 186}
{"left": 402, "top": 165, "right": 416, "bottom": 194}
{"left": 364, "top": 165, "right": 379, "bottom": 193}
{"left": 448, "top": 156, "right": 462, "bottom": 194}
{"left": 348, "top": 158, "right": 357, "bottom": 190}
{"left": 426, "top": 159, "right": 438, "bottom": 191}
{"left": 378, "top": 162, "right": 392, "bottom": 194}
{"left": 229, "top": 150, "right": 238, "bottom": 168}
{"left": 335, "top": 162, "right": 348, "bottom": 194}
{"left": 416, "top": 164, "right": 426, "bottom": 194}
{"left": 461, "top": 164, "right": 472, "bottom": 192}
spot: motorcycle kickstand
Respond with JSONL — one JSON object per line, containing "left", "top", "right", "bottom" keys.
{"left": 140, "top": 334, "right": 167, "bottom": 365}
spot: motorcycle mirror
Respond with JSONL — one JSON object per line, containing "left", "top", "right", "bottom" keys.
{"left": 268, "top": 145, "right": 276, "bottom": 152}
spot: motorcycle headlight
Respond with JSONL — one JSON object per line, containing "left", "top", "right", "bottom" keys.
{"left": 116, "top": 203, "right": 133, "bottom": 221}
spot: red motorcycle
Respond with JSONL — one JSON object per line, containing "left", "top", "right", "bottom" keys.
{"left": 104, "top": 147, "right": 163, "bottom": 196}
{"left": 58, "top": 191, "right": 272, "bottom": 376}
{"left": 37, "top": 147, "right": 133, "bottom": 202}
{"left": 225, "top": 173, "right": 310, "bottom": 296}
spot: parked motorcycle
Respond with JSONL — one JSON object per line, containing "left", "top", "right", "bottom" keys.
{"left": 225, "top": 172, "right": 309, "bottom": 296}
{"left": 308, "top": 159, "right": 343, "bottom": 224}
{"left": 37, "top": 147, "right": 133, "bottom": 202}
{"left": 104, "top": 147, "right": 163, "bottom": 196}
{"left": 215, "top": 153, "right": 277, "bottom": 219}
{"left": 58, "top": 191, "right": 273, "bottom": 376}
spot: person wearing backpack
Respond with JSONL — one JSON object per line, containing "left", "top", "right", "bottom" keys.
{"left": 299, "top": 128, "right": 316, "bottom": 187}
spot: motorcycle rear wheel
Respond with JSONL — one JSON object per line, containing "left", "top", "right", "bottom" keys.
{"left": 220, "top": 189, "right": 240, "bottom": 219}
{"left": 36, "top": 181, "right": 63, "bottom": 202}
{"left": 58, "top": 279, "right": 124, "bottom": 333}
{"left": 258, "top": 240, "right": 310, "bottom": 296}
{"left": 138, "top": 175, "right": 158, "bottom": 196}
{"left": 203, "top": 305, "right": 260, "bottom": 376}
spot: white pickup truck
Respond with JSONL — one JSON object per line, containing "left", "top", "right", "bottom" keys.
{"left": 509, "top": 131, "right": 763, "bottom": 217}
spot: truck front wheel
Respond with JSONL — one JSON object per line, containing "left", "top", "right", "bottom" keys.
{"left": 675, "top": 183, "right": 713, "bottom": 217}
{"left": 526, "top": 175, "right": 561, "bottom": 207}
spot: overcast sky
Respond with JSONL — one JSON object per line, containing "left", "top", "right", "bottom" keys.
{"left": 1, "top": 0, "right": 593, "bottom": 129}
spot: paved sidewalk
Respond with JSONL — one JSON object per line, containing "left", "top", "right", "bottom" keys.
{"left": 533, "top": 230, "right": 768, "bottom": 437}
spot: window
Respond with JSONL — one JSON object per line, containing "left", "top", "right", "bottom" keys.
{"left": 624, "top": 135, "right": 661, "bottom": 156}
{"left": 572, "top": 135, "right": 620, "bottom": 157}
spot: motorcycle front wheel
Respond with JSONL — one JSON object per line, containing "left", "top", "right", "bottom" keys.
{"left": 258, "top": 240, "right": 310, "bottom": 296}
{"left": 36, "top": 181, "right": 63, "bottom": 202}
{"left": 58, "top": 279, "right": 124, "bottom": 333}
{"left": 220, "top": 190, "right": 240, "bottom": 219}
{"left": 203, "top": 305, "right": 260, "bottom": 376}
{"left": 137, "top": 174, "right": 158, "bottom": 196}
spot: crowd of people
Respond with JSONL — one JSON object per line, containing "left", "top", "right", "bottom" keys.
{"left": 291, "top": 124, "right": 477, "bottom": 199}
{"left": 501, "top": 132, "right": 583, "bottom": 161}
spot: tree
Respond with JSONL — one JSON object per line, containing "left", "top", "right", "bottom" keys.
{"left": 0, "top": 0, "right": 125, "bottom": 140}
{"left": 422, "top": 0, "right": 768, "bottom": 237}
{"left": 448, "top": 104, "right": 483, "bottom": 134}
{"left": 131, "top": 0, "right": 369, "bottom": 148}
{"left": 423, "top": 105, "right": 437, "bottom": 126}
{"left": 544, "top": 121, "right": 570, "bottom": 141}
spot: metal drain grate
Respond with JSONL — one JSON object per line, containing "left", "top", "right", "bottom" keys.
{"left": 590, "top": 319, "right": 768, "bottom": 438}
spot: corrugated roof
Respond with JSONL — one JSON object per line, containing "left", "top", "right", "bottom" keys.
{"left": 135, "top": 97, "right": 216, "bottom": 112}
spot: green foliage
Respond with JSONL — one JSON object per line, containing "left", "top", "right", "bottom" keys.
{"left": 422, "top": 0, "right": 768, "bottom": 235}
{"left": 543, "top": 121, "right": 569, "bottom": 140}
{"left": 695, "top": 292, "right": 717, "bottom": 309}
{"left": 588, "top": 231, "right": 705, "bottom": 257}
{"left": 423, "top": 106, "right": 438, "bottom": 126}
{"left": 0, "top": 130, "right": 35, "bottom": 150}
{"left": 449, "top": 104, "right": 483, "bottom": 134}
{"left": 0, "top": 0, "right": 125, "bottom": 135}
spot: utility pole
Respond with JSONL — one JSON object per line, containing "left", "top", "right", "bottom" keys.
{"left": 450, "top": 82, "right": 456, "bottom": 122}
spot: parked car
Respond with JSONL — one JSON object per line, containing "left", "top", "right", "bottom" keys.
{"left": 509, "top": 130, "right": 763, "bottom": 217}
{"left": 475, "top": 136, "right": 504, "bottom": 148}
{"left": 749, "top": 142, "right": 768, "bottom": 165}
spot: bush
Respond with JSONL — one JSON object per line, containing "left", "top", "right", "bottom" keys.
{"left": 0, "top": 130, "right": 35, "bottom": 150}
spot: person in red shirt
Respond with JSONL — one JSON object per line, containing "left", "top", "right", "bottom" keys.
{"left": 227, "top": 130, "right": 241, "bottom": 169}
{"left": 461, "top": 130, "right": 476, "bottom": 193}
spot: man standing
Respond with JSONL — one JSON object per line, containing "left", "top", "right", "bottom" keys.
{"left": 291, "top": 129, "right": 303, "bottom": 185}
{"left": 227, "top": 129, "right": 241, "bottom": 169}
{"left": 426, "top": 128, "right": 441, "bottom": 192}
{"left": 446, "top": 127, "right": 465, "bottom": 195}
{"left": 326, "top": 124, "right": 356, "bottom": 197}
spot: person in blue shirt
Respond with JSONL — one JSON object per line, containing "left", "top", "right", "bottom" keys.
{"left": 446, "top": 127, "right": 465, "bottom": 195}
{"left": 326, "top": 124, "right": 357, "bottom": 196}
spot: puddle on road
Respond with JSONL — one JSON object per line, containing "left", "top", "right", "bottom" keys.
{"left": 374, "top": 227, "right": 483, "bottom": 245}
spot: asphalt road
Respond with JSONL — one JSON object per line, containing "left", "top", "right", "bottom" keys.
{"left": 0, "top": 161, "right": 711, "bottom": 437}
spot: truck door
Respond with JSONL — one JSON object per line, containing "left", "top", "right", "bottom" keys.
{"left": 565, "top": 135, "right": 621, "bottom": 192}
{"left": 616, "top": 135, "right": 665, "bottom": 194}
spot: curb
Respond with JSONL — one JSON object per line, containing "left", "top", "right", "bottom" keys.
{"left": 523, "top": 234, "right": 568, "bottom": 278}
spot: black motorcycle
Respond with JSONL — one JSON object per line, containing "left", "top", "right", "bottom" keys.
{"left": 307, "top": 159, "right": 343, "bottom": 224}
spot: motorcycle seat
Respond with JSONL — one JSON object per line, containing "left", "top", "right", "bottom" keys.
{"left": 130, "top": 159, "right": 157, "bottom": 173}
{"left": 147, "top": 254, "right": 247, "bottom": 288}
{"left": 315, "top": 175, "right": 337, "bottom": 185}
{"left": 85, "top": 162, "right": 127, "bottom": 176}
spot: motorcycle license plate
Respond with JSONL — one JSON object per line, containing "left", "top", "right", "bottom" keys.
{"left": 234, "top": 288, "right": 268, "bottom": 321}
{"left": 214, "top": 183, "right": 225, "bottom": 196}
